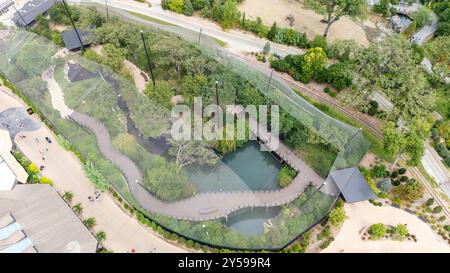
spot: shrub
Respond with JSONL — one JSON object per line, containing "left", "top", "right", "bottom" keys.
{"left": 400, "top": 175, "right": 409, "bottom": 182}
{"left": 433, "top": 206, "right": 443, "bottom": 214}
{"left": 309, "top": 35, "right": 327, "bottom": 49}
{"left": 27, "top": 163, "right": 39, "bottom": 175}
{"left": 278, "top": 165, "right": 297, "bottom": 188}
{"left": 378, "top": 179, "right": 392, "bottom": 192}
{"left": 390, "top": 170, "right": 398, "bottom": 178}
{"left": 83, "top": 161, "right": 109, "bottom": 191}
{"left": 371, "top": 164, "right": 388, "bottom": 178}
{"left": 323, "top": 87, "right": 331, "bottom": 94}
{"left": 435, "top": 143, "right": 449, "bottom": 158}
{"left": 395, "top": 224, "right": 409, "bottom": 240}
{"left": 167, "top": 0, "right": 184, "bottom": 13}
{"left": 368, "top": 223, "right": 387, "bottom": 240}
{"left": 444, "top": 157, "right": 450, "bottom": 168}
{"left": 83, "top": 217, "right": 96, "bottom": 229}
{"left": 319, "top": 237, "right": 334, "bottom": 249}
{"left": 393, "top": 180, "right": 424, "bottom": 202}
{"left": 39, "top": 176, "right": 53, "bottom": 185}
{"left": 398, "top": 168, "right": 407, "bottom": 175}
{"left": 444, "top": 225, "right": 450, "bottom": 232}
{"left": 425, "top": 198, "right": 435, "bottom": 206}
{"left": 329, "top": 203, "right": 346, "bottom": 227}
{"left": 183, "top": 0, "right": 194, "bottom": 16}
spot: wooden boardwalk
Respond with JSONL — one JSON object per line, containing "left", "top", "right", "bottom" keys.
{"left": 70, "top": 111, "right": 335, "bottom": 221}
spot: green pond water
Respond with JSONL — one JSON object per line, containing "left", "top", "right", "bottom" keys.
{"left": 188, "top": 141, "right": 282, "bottom": 192}
{"left": 224, "top": 207, "right": 281, "bottom": 236}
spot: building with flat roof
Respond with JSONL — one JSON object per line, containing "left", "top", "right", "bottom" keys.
{"left": 0, "top": 129, "right": 28, "bottom": 190}
{"left": 12, "top": 0, "right": 57, "bottom": 27}
{"left": 0, "top": 0, "right": 14, "bottom": 16}
{"left": 61, "top": 29, "right": 94, "bottom": 51}
{"left": 0, "top": 184, "right": 98, "bottom": 253}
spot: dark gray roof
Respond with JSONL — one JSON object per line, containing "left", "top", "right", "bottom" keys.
{"left": 13, "top": 0, "right": 57, "bottom": 26}
{"left": 61, "top": 29, "right": 93, "bottom": 51}
{"left": 330, "top": 167, "right": 376, "bottom": 203}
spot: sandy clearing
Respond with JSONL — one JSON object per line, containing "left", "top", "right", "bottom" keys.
{"left": 238, "top": 0, "right": 369, "bottom": 46}
{"left": 123, "top": 59, "right": 149, "bottom": 93}
{"left": 49, "top": 22, "right": 68, "bottom": 32}
{"left": 0, "top": 86, "right": 23, "bottom": 111}
{"left": 41, "top": 67, "right": 74, "bottom": 119}
{"left": 322, "top": 201, "right": 450, "bottom": 253}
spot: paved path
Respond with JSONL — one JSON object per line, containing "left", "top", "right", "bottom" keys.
{"left": 0, "top": 90, "right": 185, "bottom": 253}
{"left": 421, "top": 143, "right": 450, "bottom": 185}
{"left": 70, "top": 0, "right": 302, "bottom": 56}
{"left": 323, "top": 201, "right": 450, "bottom": 253}
{"left": 35, "top": 62, "right": 328, "bottom": 221}
{"left": 123, "top": 60, "right": 148, "bottom": 93}
{"left": 395, "top": 2, "right": 438, "bottom": 45}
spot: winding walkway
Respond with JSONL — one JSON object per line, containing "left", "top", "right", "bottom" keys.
{"left": 70, "top": 110, "right": 327, "bottom": 221}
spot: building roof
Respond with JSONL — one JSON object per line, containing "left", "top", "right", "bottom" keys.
{"left": 61, "top": 29, "right": 93, "bottom": 51}
{"left": 0, "top": 184, "right": 97, "bottom": 253}
{"left": 330, "top": 167, "right": 376, "bottom": 203}
{"left": 13, "top": 0, "right": 57, "bottom": 26}
{"left": 0, "top": 160, "right": 16, "bottom": 190}
{"left": 0, "top": 129, "right": 28, "bottom": 187}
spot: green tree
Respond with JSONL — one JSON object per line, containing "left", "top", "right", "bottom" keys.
{"left": 310, "top": 35, "right": 328, "bottom": 49}
{"left": 329, "top": 201, "right": 346, "bottom": 226}
{"left": 83, "top": 217, "right": 97, "bottom": 229}
{"left": 413, "top": 6, "right": 433, "bottom": 28}
{"left": 184, "top": 0, "right": 194, "bottom": 16}
{"left": 301, "top": 47, "right": 328, "bottom": 82}
{"left": 73, "top": 203, "right": 83, "bottom": 215}
{"left": 63, "top": 191, "right": 74, "bottom": 203}
{"left": 394, "top": 179, "right": 424, "bottom": 203}
{"left": 51, "top": 32, "right": 63, "bottom": 46}
{"left": 96, "top": 231, "right": 107, "bottom": 242}
{"left": 145, "top": 157, "right": 196, "bottom": 201}
{"left": 168, "top": 139, "right": 220, "bottom": 168}
{"left": 144, "top": 81, "right": 174, "bottom": 109}
{"left": 49, "top": 3, "right": 80, "bottom": 25}
{"left": 383, "top": 122, "right": 404, "bottom": 156}
{"left": 368, "top": 223, "right": 386, "bottom": 240}
{"left": 219, "top": 0, "right": 239, "bottom": 30}
{"left": 181, "top": 74, "right": 210, "bottom": 106}
{"left": 395, "top": 224, "right": 409, "bottom": 240}
{"left": 167, "top": 0, "right": 185, "bottom": 13}
{"left": 267, "top": 22, "right": 279, "bottom": 41}
{"left": 424, "top": 35, "right": 450, "bottom": 65}
{"left": 305, "top": 0, "right": 368, "bottom": 37}
{"left": 350, "top": 35, "right": 433, "bottom": 121}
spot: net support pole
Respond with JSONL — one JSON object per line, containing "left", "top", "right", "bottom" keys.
{"left": 140, "top": 30, "right": 156, "bottom": 86}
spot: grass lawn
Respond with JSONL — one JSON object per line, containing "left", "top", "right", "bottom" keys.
{"left": 125, "top": 11, "right": 227, "bottom": 47}
{"left": 126, "top": 10, "right": 176, "bottom": 26}
{"left": 294, "top": 141, "right": 337, "bottom": 178}
{"left": 294, "top": 89, "right": 394, "bottom": 163}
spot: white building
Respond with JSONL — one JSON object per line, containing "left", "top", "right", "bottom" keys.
{"left": 0, "top": 0, "right": 14, "bottom": 16}
{"left": 0, "top": 129, "right": 28, "bottom": 190}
